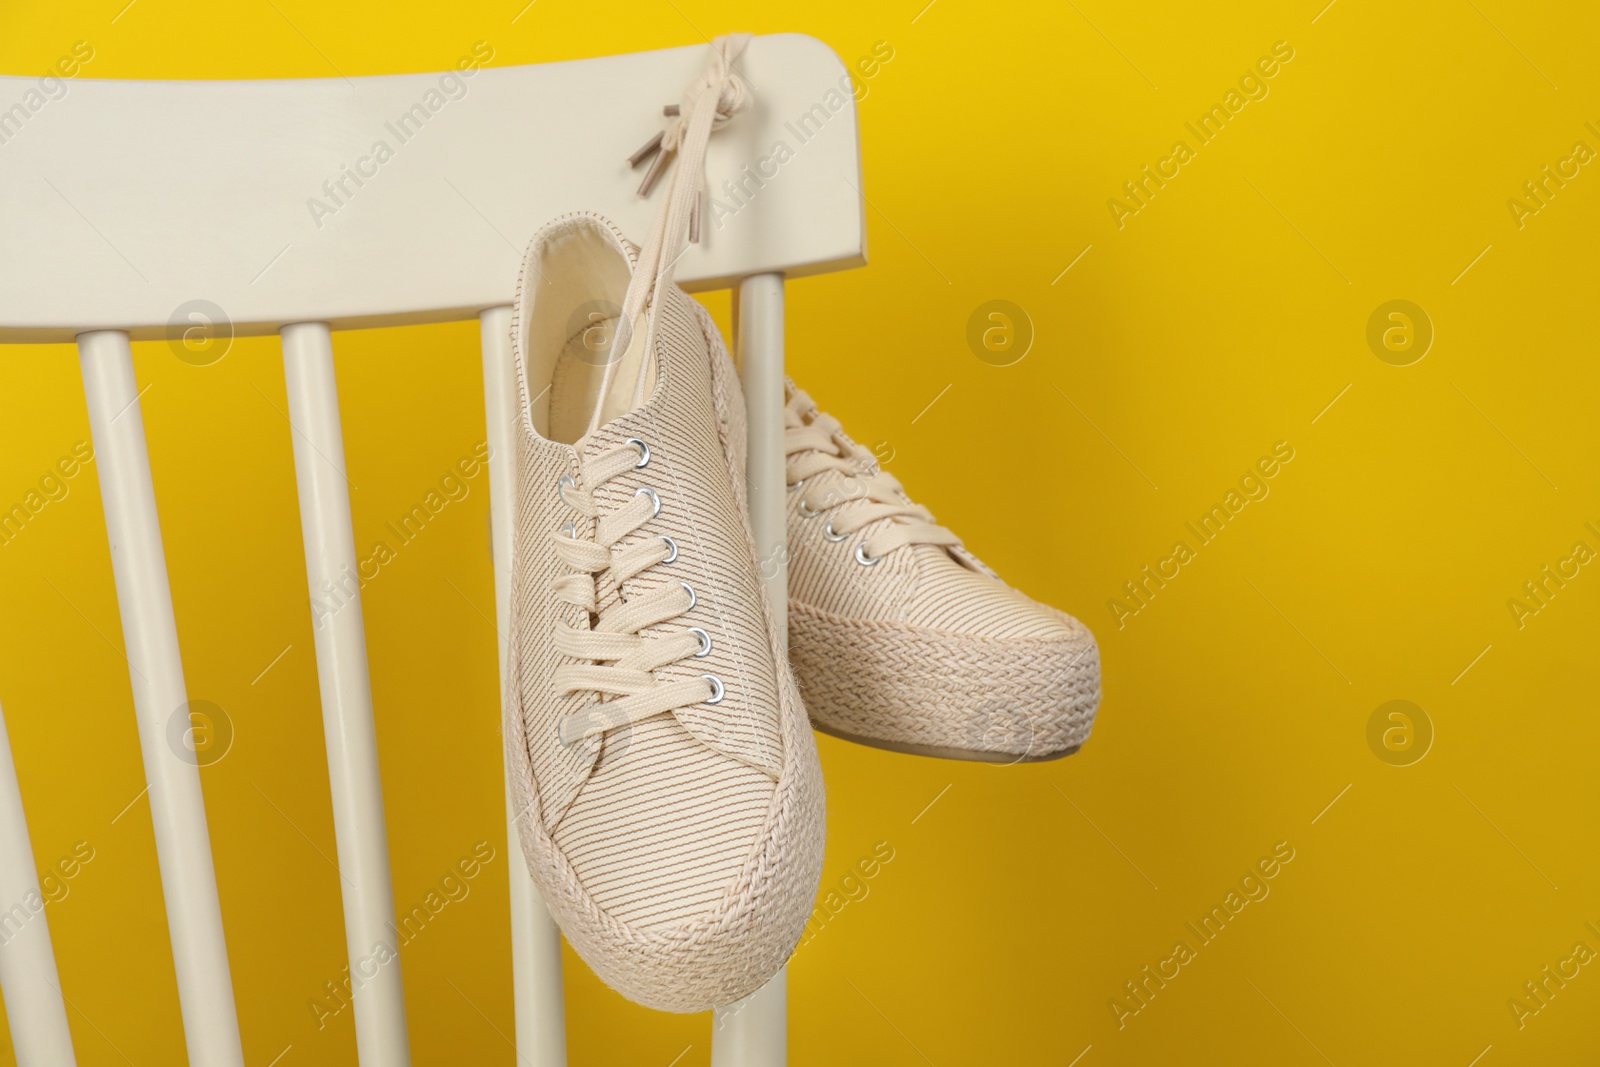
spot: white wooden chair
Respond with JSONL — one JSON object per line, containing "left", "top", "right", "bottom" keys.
{"left": 0, "top": 33, "right": 864, "bottom": 1066}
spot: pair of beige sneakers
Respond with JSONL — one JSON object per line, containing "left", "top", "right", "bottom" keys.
{"left": 504, "top": 35, "right": 1099, "bottom": 1013}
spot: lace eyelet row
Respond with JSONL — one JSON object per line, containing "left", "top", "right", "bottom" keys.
{"left": 678, "top": 588, "right": 723, "bottom": 702}
{"left": 555, "top": 439, "right": 657, "bottom": 505}
{"left": 554, "top": 442, "right": 728, "bottom": 713}
{"left": 787, "top": 478, "right": 882, "bottom": 566}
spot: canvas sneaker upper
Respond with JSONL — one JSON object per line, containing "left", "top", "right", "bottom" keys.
{"left": 783, "top": 381, "right": 1100, "bottom": 761}
{"left": 503, "top": 35, "right": 823, "bottom": 1012}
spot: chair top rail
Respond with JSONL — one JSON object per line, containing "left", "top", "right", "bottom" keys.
{"left": 0, "top": 34, "right": 865, "bottom": 342}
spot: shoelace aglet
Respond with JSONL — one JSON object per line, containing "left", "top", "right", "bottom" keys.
{"left": 637, "top": 144, "right": 674, "bottom": 196}
{"left": 689, "top": 189, "right": 702, "bottom": 243}
{"left": 627, "top": 130, "right": 664, "bottom": 169}
{"left": 628, "top": 104, "right": 684, "bottom": 170}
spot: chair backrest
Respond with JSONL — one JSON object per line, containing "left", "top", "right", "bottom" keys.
{"left": 0, "top": 32, "right": 864, "bottom": 1067}
{"left": 0, "top": 32, "right": 864, "bottom": 340}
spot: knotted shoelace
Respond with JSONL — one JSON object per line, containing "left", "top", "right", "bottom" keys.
{"left": 555, "top": 36, "right": 752, "bottom": 747}
{"left": 594, "top": 32, "right": 753, "bottom": 422}
{"left": 784, "top": 387, "right": 961, "bottom": 562}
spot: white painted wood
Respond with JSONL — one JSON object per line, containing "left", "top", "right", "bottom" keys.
{"left": 3, "top": 36, "right": 867, "bottom": 1061}
{"left": 713, "top": 971, "right": 787, "bottom": 1067}
{"left": 733, "top": 274, "right": 789, "bottom": 643}
{"left": 0, "top": 699, "right": 77, "bottom": 1066}
{"left": 77, "top": 329, "right": 244, "bottom": 1067}
{"left": 280, "top": 322, "right": 409, "bottom": 1065}
{"left": 479, "top": 306, "right": 567, "bottom": 1065}
{"left": 0, "top": 35, "right": 865, "bottom": 342}
{"left": 713, "top": 272, "right": 789, "bottom": 1067}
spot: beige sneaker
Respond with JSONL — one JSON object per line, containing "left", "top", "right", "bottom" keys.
{"left": 505, "top": 212, "right": 824, "bottom": 1012}
{"left": 783, "top": 382, "right": 1100, "bottom": 762}
{"left": 503, "top": 37, "right": 822, "bottom": 1013}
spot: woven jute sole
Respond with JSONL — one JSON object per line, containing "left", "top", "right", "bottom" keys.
{"left": 790, "top": 600, "right": 1099, "bottom": 763}
{"left": 812, "top": 719, "right": 1083, "bottom": 763}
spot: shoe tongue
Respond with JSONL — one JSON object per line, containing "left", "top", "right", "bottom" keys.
{"left": 573, "top": 431, "right": 620, "bottom": 462}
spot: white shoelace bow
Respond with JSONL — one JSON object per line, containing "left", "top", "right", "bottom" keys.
{"left": 784, "top": 387, "right": 962, "bottom": 561}
{"left": 555, "top": 36, "right": 752, "bottom": 749}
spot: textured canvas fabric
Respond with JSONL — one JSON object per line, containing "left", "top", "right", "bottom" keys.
{"left": 505, "top": 213, "right": 824, "bottom": 1012}
{"left": 783, "top": 382, "right": 1101, "bottom": 762}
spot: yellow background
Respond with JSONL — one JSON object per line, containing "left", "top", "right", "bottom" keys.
{"left": 3, "top": 1, "right": 1598, "bottom": 1064}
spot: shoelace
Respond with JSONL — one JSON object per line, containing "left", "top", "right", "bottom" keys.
{"left": 592, "top": 32, "right": 753, "bottom": 426}
{"left": 784, "top": 387, "right": 961, "bottom": 563}
{"left": 551, "top": 440, "right": 718, "bottom": 746}
{"left": 555, "top": 37, "right": 751, "bottom": 747}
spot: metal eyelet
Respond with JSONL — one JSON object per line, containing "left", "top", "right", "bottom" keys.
{"left": 787, "top": 477, "right": 804, "bottom": 492}
{"left": 635, "top": 486, "right": 661, "bottom": 518}
{"left": 797, "top": 497, "right": 821, "bottom": 519}
{"left": 659, "top": 534, "right": 678, "bottom": 563}
{"left": 700, "top": 673, "right": 725, "bottom": 704}
{"left": 679, "top": 580, "right": 697, "bottom": 611}
{"left": 687, "top": 627, "right": 712, "bottom": 657}
{"left": 558, "top": 520, "right": 576, "bottom": 538}
{"left": 625, "top": 437, "right": 651, "bottom": 468}
{"left": 823, "top": 521, "right": 848, "bottom": 542}
{"left": 854, "top": 542, "right": 882, "bottom": 567}
{"left": 556, "top": 472, "right": 576, "bottom": 507}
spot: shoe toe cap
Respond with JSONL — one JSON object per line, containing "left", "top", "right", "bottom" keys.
{"left": 528, "top": 713, "right": 825, "bottom": 1012}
